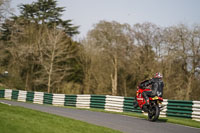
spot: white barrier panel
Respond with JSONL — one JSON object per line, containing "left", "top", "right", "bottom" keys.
{"left": 76, "top": 95, "right": 91, "bottom": 109}
{"left": 105, "top": 95, "right": 124, "bottom": 112}
{"left": 192, "top": 101, "right": 200, "bottom": 121}
{"left": 4, "top": 89, "right": 12, "bottom": 100}
{"left": 53, "top": 94, "right": 65, "bottom": 106}
{"left": 160, "top": 99, "right": 168, "bottom": 117}
{"left": 18, "top": 90, "right": 27, "bottom": 102}
{"left": 33, "top": 92, "right": 44, "bottom": 104}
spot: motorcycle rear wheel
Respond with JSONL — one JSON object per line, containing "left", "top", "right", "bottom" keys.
{"left": 148, "top": 105, "right": 160, "bottom": 122}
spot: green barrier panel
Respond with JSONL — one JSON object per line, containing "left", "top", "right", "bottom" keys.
{"left": 167, "top": 106, "right": 193, "bottom": 111}
{"left": 0, "top": 90, "right": 5, "bottom": 98}
{"left": 168, "top": 100, "right": 193, "bottom": 104}
{"left": 11, "top": 90, "right": 19, "bottom": 100}
{"left": 123, "top": 97, "right": 134, "bottom": 112}
{"left": 43, "top": 93, "right": 53, "bottom": 104}
{"left": 65, "top": 95, "right": 77, "bottom": 107}
{"left": 167, "top": 103, "right": 193, "bottom": 107}
{"left": 26, "top": 91, "right": 34, "bottom": 102}
{"left": 90, "top": 103, "right": 105, "bottom": 109}
{"left": 167, "top": 109, "right": 193, "bottom": 114}
{"left": 123, "top": 97, "right": 142, "bottom": 113}
{"left": 167, "top": 100, "right": 193, "bottom": 118}
{"left": 90, "top": 95, "right": 106, "bottom": 109}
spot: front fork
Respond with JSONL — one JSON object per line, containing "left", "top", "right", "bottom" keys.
{"left": 157, "top": 100, "right": 164, "bottom": 111}
{"left": 149, "top": 101, "right": 162, "bottom": 110}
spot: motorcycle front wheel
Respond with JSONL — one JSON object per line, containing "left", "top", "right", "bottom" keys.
{"left": 148, "top": 104, "right": 160, "bottom": 122}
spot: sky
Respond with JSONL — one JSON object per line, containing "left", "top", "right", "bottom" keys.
{"left": 10, "top": 0, "right": 200, "bottom": 39}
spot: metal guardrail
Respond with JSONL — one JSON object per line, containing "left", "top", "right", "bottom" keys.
{"left": 0, "top": 89, "right": 199, "bottom": 121}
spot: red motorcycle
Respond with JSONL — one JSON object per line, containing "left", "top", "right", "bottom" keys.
{"left": 136, "top": 86, "right": 163, "bottom": 121}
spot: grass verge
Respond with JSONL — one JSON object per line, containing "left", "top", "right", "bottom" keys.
{"left": 0, "top": 103, "right": 121, "bottom": 133}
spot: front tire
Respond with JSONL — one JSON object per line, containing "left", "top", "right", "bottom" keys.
{"left": 148, "top": 104, "right": 160, "bottom": 122}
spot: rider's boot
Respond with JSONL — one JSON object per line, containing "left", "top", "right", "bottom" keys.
{"left": 142, "top": 92, "right": 150, "bottom": 106}
{"left": 133, "top": 102, "right": 138, "bottom": 108}
{"left": 142, "top": 98, "right": 149, "bottom": 112}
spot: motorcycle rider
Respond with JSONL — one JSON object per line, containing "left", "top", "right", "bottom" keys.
{"left": 134, "top": 72, "right": 164, "bottom": 108}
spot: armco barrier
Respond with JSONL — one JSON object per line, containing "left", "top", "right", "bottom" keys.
{"left": 0, "top": 89, "right": 199, "bottom": 122}
{"left": 166, "top": 100, "right": 193, "bottom": 118}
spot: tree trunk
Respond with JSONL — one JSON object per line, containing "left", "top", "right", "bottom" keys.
{"left": 25, "top": 71, "right": 29, "bottom": 91}
{"left": 111, "top": 74, "right": 115, "bottom": 95}
{"left": 48, "top": 56, "right": 54, "bottom": 93}
{"left": 111, "top": 55, "right": 118, "bottom": 96}
{"left": 48, "top": 60, "right": 54, "bottom": 93}
{"left": 47, "top": 73, "right": 51, "bottom": 93}
{"left": 47, "top": 40, "right": 56, "bottom": 93}
{"left": 124, "top": 78, "right": 127, "bottom": 97}
{"left": 185, "top": 74, "right": 193, "bottom": 100}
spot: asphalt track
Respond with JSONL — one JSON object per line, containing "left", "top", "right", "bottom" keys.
{"left": 0, "top": 100, "right": 200, "bottom": 133}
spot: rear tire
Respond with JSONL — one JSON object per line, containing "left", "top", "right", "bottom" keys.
{"left": 148, "top": 104, "right": 160, "bottom": 122}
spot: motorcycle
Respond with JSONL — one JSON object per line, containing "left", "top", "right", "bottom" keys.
{"left": 136, "top": 86, "right": 163, "bottom": 122}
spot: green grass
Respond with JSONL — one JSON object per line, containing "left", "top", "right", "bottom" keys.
{"left": 0, "top": 103, "right": 121, "bottom": 133}
{"left": 159, "top": 116, "right": 200, "bottom": 128}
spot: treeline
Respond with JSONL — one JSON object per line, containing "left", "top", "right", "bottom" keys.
{"left": 0, "top": 0, "right": 199, "bottom": 100}
{"left": 82, "top": 21, "right": 200, "bottom": 100}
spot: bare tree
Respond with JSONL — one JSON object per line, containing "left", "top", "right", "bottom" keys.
{"left": 87, "top": 21, "right": 134, "bottom": 95}
{"left": 132, "top": 23, "right": 159, "bottom": 79}
{"left": 186, "top": 25, "right": 200, "bottom": 99}
{"left": 79, "top": 38, "right": 112, "bottom": 94}
{"left": 37, "top": 27, "right": 76, "bottom": 93}
{"left": 162, "top": 24, "right": 200, "bottom": 100}
{"left": 7, "top": 22, "right": 77, "bottom": 93}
